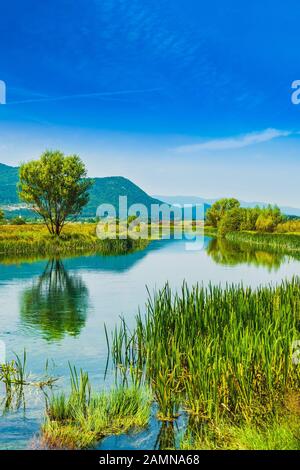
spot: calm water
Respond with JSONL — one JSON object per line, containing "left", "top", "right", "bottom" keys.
{"left": 0, "top": 236, "right": 299, "bottom": 449}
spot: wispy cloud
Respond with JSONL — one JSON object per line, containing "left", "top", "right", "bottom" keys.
{"left": 8, "top": 88, "right": 162, "bottom": 105}
{"left": 174, "top": 128, "right": 292, "bottom": 153}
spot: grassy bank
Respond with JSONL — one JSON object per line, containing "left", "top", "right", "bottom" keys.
{"left": 224, "top": 231, "right": 300, "bottom": 254}
{"left": 0, "top": 223, "right": 149, "bottom": 257}
{"left": 204, "top": 225, "right": 300, "bottom": 255}
{"left": 109, "top": 279, "right": 300, "bottom": 449}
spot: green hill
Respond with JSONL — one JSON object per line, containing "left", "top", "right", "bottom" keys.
{"left": 0, "top": 163, "right": 164, "bottom": 218}
{"left": 0, "top": 163, "right": 19, "bottom": 204}
{"left": 84, "top": 176, "right": 164, "bottom": 217}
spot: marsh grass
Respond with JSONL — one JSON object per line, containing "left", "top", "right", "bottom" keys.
{"left": 224, "top": 231, "right": 300, "bottom": 254}
{"left": 180, "top": 404, "right": 300, "bottom": 450}
{"left": 0, "top": 223, "right": 149, "bottom": 258}
{"left": 41, "top": 366, "right": 152, "bottom": 449}
{"left": 110, "top": 279, "right": 300, "bottom": 425}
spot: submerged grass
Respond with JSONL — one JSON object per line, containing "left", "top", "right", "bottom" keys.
{"left": 41, "top": 366, "right": 151, "bottom": 449}
{"left": 0, "top": 351, "right": 58, "bottom": 412}
{"left": 110, "top": 279, "right": 300, "bottom": 427}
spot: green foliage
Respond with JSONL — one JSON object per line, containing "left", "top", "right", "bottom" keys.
{"left": 206, "top": 198, "right": 284, "bottom": 236}
{"left": 277, "top": 219, "right": 300, "bottom": 233}
{"left": 0, "top": 208, "right": 4, "bottom": 223}
{"left": 239, "top": 206, "right": 261, "bottom": 231}
{"left": 255, "top": 206, "right": 284, "bottom": 232}
{"left": 218, "top": 207, "right": 243, "bottom": 236}
{"left": 206, "top": 198, "right": 240, "bottom": 227}
{"left": 18, "top": 151, "right": 93, "bottom": 235}
{"left": 10, "top": 216, "right": 26, "bottom": 225}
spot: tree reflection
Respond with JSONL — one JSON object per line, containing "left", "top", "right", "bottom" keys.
{"left": 20, "top": 259, "right": 88, "bottom": 340}
{"left": 206, "top": 237, "right": 285, "bottom": 270}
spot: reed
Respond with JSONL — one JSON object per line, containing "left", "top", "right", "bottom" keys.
{"left": 41, "top": 365, "right": 152, "bottom": 449}
{"left": 110, "top": 279, "right": 300, "bottom": 424}
{"left": 224, "top": 231, "right": 300, "bottom": 254}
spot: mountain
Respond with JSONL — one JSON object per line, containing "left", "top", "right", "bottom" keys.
{"left": 0, "top": 163, "right": 19, "bottom": 204}
{"left": 83, "top": 176, "right": 164, "bottom": 217}
{"left": 0, "top": 163, "right": 164, "bottom": 218}
{"left": 155, "top": 195, "right": 300, "bottom": 218}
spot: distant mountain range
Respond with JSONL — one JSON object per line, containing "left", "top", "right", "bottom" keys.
{"left": 155, "top": 195, "right": 300, "bottom": 218}
{"left": 1, "top": 162, "right": 298, "bottom": 220}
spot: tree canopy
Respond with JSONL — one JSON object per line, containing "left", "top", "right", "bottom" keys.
{"left": 206, "top": 198, "right": 240, "bottom": 228}
{"left": 18, "top": 151, "right": 93, "bottom": 235}
{"left": 206, "top": 198, "right": 285, "bottom": 236}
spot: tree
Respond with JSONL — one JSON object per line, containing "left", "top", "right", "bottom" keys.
{"left": 206, "top": 198, "right": 240, "bottom": 227}
{"left": 240, "top": 206, "right": 261, "bottom": 231}
{"left": 0, "top": 209, "right": 4, "bottom": 223}
{"left": 255, "top": 205, "right": 283, "bottom": 233}
{"left": 19, "top": 151, "right": 93, "bottom": 235}
{"left": 218, "top": 207, "right": 243, "bottom": 237}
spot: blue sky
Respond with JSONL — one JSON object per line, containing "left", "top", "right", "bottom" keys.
{"left": 0, "top": 0, "right": 300, "bottom": 206}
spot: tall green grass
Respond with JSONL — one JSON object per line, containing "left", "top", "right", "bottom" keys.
{"left": 110, "top": 279, "right": 300, "bottom": 423}
{"left": 224, "top": 231, "right": 300, "bottom": 254}
{"left": 41, "top": 366, "right": 151, "bottom": 449}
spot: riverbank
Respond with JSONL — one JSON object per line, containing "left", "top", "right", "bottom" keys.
{"left": 204, "top": 226, "right": 300, "bottom": 254}
{"left": 0, "top": 223, "right": 149, "bottom": 257}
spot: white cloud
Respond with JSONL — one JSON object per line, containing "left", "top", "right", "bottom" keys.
{"left": 174, "top": 128, "right": 292, "bottom": 153}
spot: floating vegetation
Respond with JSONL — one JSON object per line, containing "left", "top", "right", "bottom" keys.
{"left": 40, "top": 366, "right": 152, "bottom": 449}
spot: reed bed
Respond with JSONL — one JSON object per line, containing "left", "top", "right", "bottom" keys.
{"left": 110, "top": 279, "right": 300, "bottom": 424}
{"left": 224, "top": 231, "right": 300, "bottom": 254}
{"left": 41, "top": 366, "right": 151, "bottom": 449}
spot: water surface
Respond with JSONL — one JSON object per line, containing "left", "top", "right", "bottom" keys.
{"left": 0, "top": 236, "right": 299, "bottom": 449}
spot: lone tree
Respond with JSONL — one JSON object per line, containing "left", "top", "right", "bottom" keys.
{"left": 19, "top": 150, "right": 93, "bottom": 235}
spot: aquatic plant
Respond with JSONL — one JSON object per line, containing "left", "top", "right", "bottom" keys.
{"left": 110, "top": 279, "right": 300, "bottom": 423}
{"left": 0, "top": 351, "right": 58, "bottom": 412}
{"left": 224, "top": 231, "right": 300, "bottom": 254}
{"left": 41, "top": 366, "right": 152, "bottom": 449}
